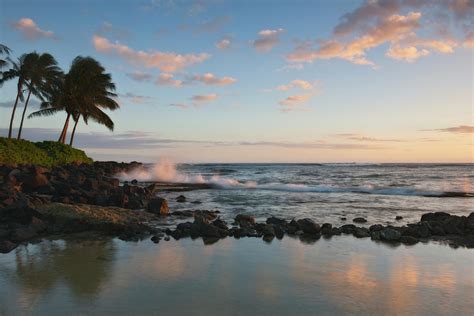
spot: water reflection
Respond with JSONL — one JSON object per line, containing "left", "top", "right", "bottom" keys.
{"left": 0, "top": 237, "right": 473, "bottom": 315}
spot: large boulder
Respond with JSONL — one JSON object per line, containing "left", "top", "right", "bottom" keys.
{"left": 146, "top": 197, "right": 169, "bottom": 215}
{"left": 297, "top": 218, "right": 321, "bottom": 235}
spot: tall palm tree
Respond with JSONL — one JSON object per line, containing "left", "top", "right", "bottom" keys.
{"left": 0, "top": 53, "right": 33, "bottom": 138}
{"left": 29, "top": 56, "right": 119, "bottom": 145}
{"left": 17, "top": 53, "right": 63, "bottom": 139}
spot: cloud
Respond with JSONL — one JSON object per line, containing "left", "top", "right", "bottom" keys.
{"left": 332, "top": 133, "right": 405, "bottom": 142}
{"left": 425, "top": 125, "right": 474, "bottom": 134}
{"left": 251, "top": 28, "right": 284, "bottom": 52}
{"left": 216, "top": 36, "right": 232, "bottom": 50}
{"left": 0, "top": 127, "right": 385, "bottom": 151}
{"left": 12, "top": 18, "right": 56, "bottom": 40}
{"left": 156, "top": 73, "right": 183, "bottom": 87}
{"left": 126, "top": 71, "right": 153, "bottom": 82}
{"left": 277, "top": 79, "right": 316, "bottom": 91}
{"left": 286, "top": 1, "right": 473, "bottom": 67}
{"left": 187, "top": 73, "right": 236, "bottom": 86}
{"left": 278, "top": 94, "right": 313, "bottom": 108}
{"left": 169, "top": 103, "right": 189, "bottom": 109}
{"left": 118, "top": 92, "right": 154, "bottom": 104}
{"left": 92, "top": 35, "right": 210, "bottom": 72}
{"left": 191, "top": 93, "right": 218, "bottom": 105}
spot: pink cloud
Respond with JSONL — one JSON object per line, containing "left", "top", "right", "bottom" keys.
{"left": 92, "top": 35, "right": 210, "bottom": 72}
{"left": 191, "top": 94, "right": 219, "bottom": 105}
{"left": 216, "top": 37, "right": 232, "bottom": 50}
{"left": 190, "top": 73, "right": 236, "bottom": 86}
{"left": 126, "top": 71, "right": 152, "bottom": 82}
{"left": 12, "top": 18, "right": 56, "bottom": 40}
{"left": 156, "top": 73, "right": 183, "bottom": 87}
{"left": 278, "top": 94, "right": 312, "bottom": 111}
{"left": 277, "top": 79, "right": 316, "bottom": 91}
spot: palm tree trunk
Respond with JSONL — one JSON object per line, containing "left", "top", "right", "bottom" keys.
{"left": 69, "top": 118, "right": 79, "bottom": 146}
{"left": 17, "top": 90, "right": 32, "bottom": 140}
{"left": 8, "top": 90, "right": 21, "bottom": 139}
{"left": 58, "top": 113, "right": 70, "bottom": 143}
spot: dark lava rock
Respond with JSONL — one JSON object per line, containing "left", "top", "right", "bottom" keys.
{"left": 369, "top": 224, "right": 384, "bottom": 232}
{"left": 400, "top": 236, "right": 419, "bottom": 245}
{"left": 164, "top": 236, "right": 170, "bottom": 241}
{"left": 371, "top": 231, "right": 381, "bottom": 240}
{"left": 296, "top": 219, "right": 321, "bottom": 235}
{"left": 234, "top": 214, "right": 255, "bottom": 228}
{"left": 341, "top": 224, "right": 356, "bottom": 234}
{"left": 266, "top": 217, "right": 287, "bottom": 226}
{"left": 321, "top": 223, "right": 333, "bottom": 235}
{"left": 395, "top": 216, "right": 403, "bottom": 221}
{"left": 131, "top": 179, "right": 138, "bottom": 185}
{"left": 212, "top": 218, "right": 228, "bottom": 230}
{"left": 353, "top": 227, "right": 370, "bottom": 238}
{"left": 353, "top": 217, "right": 367, "bottom": 223}
{"left": 380, "top": 228, "right": 401, "bottom": 242}
{"left": 151, "top": 235, "right": 161, "bottom": 243}
{"left": 10, "top": 227, "right": 37, "bottom": 242}
{"left": 263, "top": 234, "right": 275, "bottom": 243}
{"left": 176, "top": 195, "right": 186, "bottom": 203}
{"left": 420, "top": 212, "right": 451, "bottom": 222}
{"left": 146, "top": 197, "right": 169, "bottom": 215}
{"left": 274, "top": 225, "right": 285, "bottom": 239}
{"left": 340, "top": 217, "right": 347, "bottom": 221}
{"left": 331, "top": 227, "right": 342, "bottom": 235}
{"left": 0, "top": 240, "right": 18, "bottom": 254}
{"left": 261, "top": 224, "right": 275, "bottom": 237}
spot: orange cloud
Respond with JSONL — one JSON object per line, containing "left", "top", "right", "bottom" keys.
{"left": 12, "top": 18, "right": 56, "bottom": 40}
{"left": 92, "top": 35, "right": 210, "bottom": 72}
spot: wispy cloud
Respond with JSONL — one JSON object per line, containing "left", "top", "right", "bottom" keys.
{"left": 126, "top": 71, "right": 153, "bottom": 82}
{"left": 278, "top": 94, "right": 312, "bottom": 112}
{"left": 0, "top": 128, "right": 385, "bottom": 151}
{"left": 118, "top": 93, "right": 154, "bottom": 104}
{"left": 156, "top": 73, "right": 183, "bottom": 87}
{"left": 187, "top": 73, "right": 236, "bottom": 86}
{"left": 332, "top": 133, "right": 405, "bottom": 142}
{"left": 191, "top": 93, "right": 219, "bottom": 105}
{"left": 423, "top": 125, "right": 474, "bottom": 134}
{"left": 0, "top": 99, "right": 41, "bottom": 109}
{"left": 97, "top": 21, "right": 129, "bottom": 40}
{"left": 251, "top": 28, "right": 284, "bottom": 52}
{"left": 169, "top": 103, "right": 189, "bottom": 109}
{"left": 276, "top": 79, "right": 318, "bottom": 91}
{"left": 92, "top": 35, "right": 210, "bottom": 72}
{"left": 12, "top": 18, "right": 57, "bottom": 40}
{"left": 216, "top": 36, "right": 232, "bottom": 50}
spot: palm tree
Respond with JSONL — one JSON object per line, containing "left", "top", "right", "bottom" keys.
{"left": 0, "top": 43, "right": 11, "bottom": 69}
{"left": 0, "top": 53, "right": 32, "bottom": 138}
{"left": 29, "top": 56, "right": 119, "bottom": 145}
{"left": 17, "top": 53, "right": 63, "bottom": 139}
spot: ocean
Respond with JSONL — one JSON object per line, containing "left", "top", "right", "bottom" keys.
{"left": 119, "top": 162, "right": 474, "bottom": 225}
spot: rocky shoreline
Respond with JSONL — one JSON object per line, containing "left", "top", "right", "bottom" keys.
{"left": 1, "top": 161, "right": 473, "bottom": 253}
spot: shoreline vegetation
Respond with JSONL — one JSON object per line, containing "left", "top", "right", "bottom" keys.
{"left": 1, "top": 160, "right": 473, "bottom": 254}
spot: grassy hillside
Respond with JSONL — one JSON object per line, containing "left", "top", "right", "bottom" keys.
{"left": 0, "top": 137, "right": 93, "bottom": 166}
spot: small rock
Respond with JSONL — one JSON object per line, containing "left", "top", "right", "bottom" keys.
{"left": 380, "top": 228, "right": 401, "bottom": 242}
{"left": 176, "top": 195, "right": 186, "bottom": 203}
{"left": 353, "top": 217, "right": 367, "bottom": 223}
{"left": 353, "top": 227, "right": 370, "bottom": 238}
{"left": 400, "top": 236, "right": 419, "bottom": 245}
{"left": 0, "top": 240, "right": 18, "bottom": 254}
{"left": 151, "top": 235, "right": 161, "bottom": 243}
{"left": 147, "top": 197, "right": 169, "bottom": 215}
{"left": 395, "top": 216, "right": 403, "bottom": 221}
{"left": 164, "top": 236, "right": 170, "bottom": 241}
{"left": 296, "top": 218, "right": 321, "bottom": 235}
{"left": 235, "top": 214, "right": 255, "bottom": 228}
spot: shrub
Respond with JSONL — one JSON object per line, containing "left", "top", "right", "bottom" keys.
{"left": 0, "top": 137, "right": 93, "bottom": 166}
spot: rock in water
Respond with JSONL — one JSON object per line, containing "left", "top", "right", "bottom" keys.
{"left": 380, "top": 228, "right": 401, "bottom": 242}
{"left": 176, "top": 195, "right": 186, "bottom": 203}
{"left": 353, "top": 217, "right": 367, "bottom": 223}
{"left": 234, "top": 214, "right": 255, "bottom": 228}
{"left": 147, "top": 197, "right": 169, "bottom": 215}
{"left": 296, "top": 219, "right": 321, "bottom": 235}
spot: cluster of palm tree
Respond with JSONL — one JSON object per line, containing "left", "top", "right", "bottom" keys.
{"left": 0, "top": 43, "right": 119, "bottom": 146}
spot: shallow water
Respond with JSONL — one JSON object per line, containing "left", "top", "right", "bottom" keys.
{"left": 1, "top": 236, "right": 473, "bottom": 315}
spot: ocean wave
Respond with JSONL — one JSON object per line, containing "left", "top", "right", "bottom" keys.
{"left": 117, "top": 161, "right": 473, "bottom": 198}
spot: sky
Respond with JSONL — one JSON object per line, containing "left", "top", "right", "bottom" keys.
{"left": 0, "top": 0, "right": 473, "bottom": 163}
